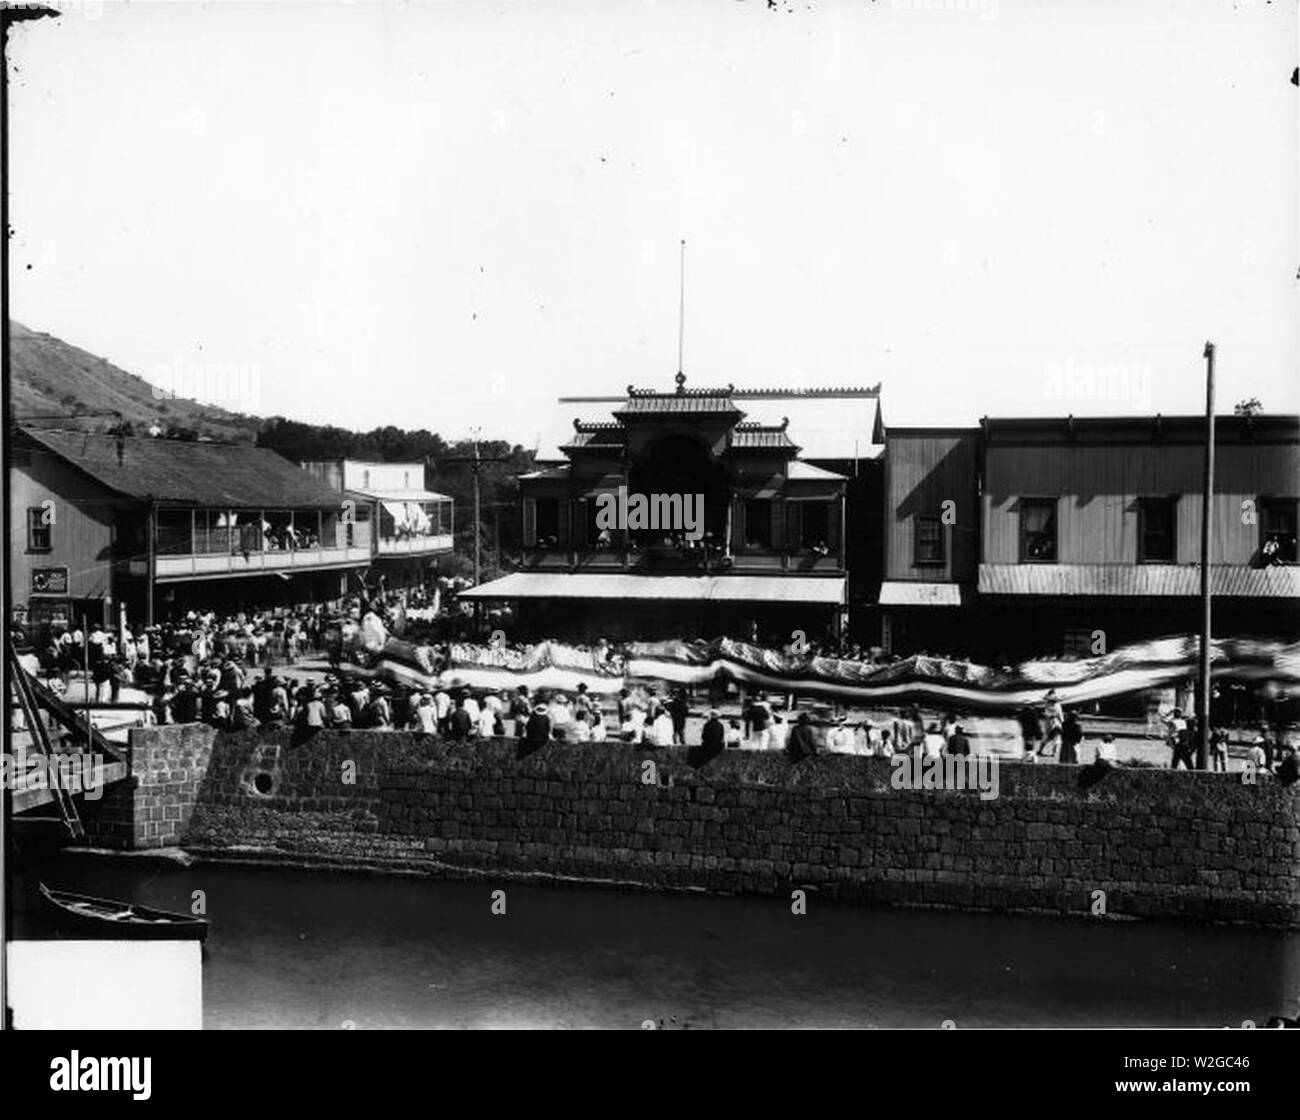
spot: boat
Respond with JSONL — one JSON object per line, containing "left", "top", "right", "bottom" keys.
{"left": 37, "top": 883, "right": 208, "bottom": 941}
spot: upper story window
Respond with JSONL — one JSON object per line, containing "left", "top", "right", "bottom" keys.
{"left": 800, "top": 502, "right": 830, "bottom": 551}
{"left": 1261, "top": 497, "right": 1298, "bottom": 564}
{"left": 404, "top": 470, "right": 411, "bottom": 488}
{"left": 1019, "top": 498, "right": 1057, "bottom": 563}
{"left": 27, "top": 507, "right": 52, "bottom": 552}
{"left": 744, "top": 499, "right": 772, "bottom": 549}
{"left": 362, "top": 469, "right": 371, "bottom": 489}
{"left": 535, "top": 497, "right": 560, "bottom": 548}
{"left": 1138, "top": 497, "right": 1177, "bottom": 563}
{"left": 913, "top": 514, "right": 945, "bottom": 566}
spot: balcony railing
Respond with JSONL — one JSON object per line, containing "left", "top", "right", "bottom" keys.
{"left": 130, "top": 544, "right": 373, "bottom": 581}
{"left": 520, "top": 543, "right": 843, "bottom": 575}
{"left": 376, "top": 533, "right": 455, "bottom": 556}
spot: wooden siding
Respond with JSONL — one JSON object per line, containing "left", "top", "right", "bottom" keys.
{"left": 8, "top": 447, "right": 121, "bottom": 605}
{"left": 982, "top": 441, "right": 1300, "bottom": 566}
{"left": 883, "top": 431, "right": 980, "bottom": 583}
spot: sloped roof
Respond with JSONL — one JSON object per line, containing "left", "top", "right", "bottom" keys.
{"left": 538, "top": 385, "right": 883, "bottom": 461}
{"left": 978, "top": 563, "right": 1300, "bottom": 599}
{"left": 461, "top": 572, "right": 846, "bottom": 605}
{"left": 21, "top": 428, "right": 347, "bottom": 509}
{"left": 731, "top": 426, "right": 798, "bottom": 450}
{"left": 614, "top": 393, "right": 743, "bottom": 418}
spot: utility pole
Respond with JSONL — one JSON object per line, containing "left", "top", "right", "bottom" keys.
{"left": 1197, "top": 341, "right": 1215, "bottom": 770}
{"left": 434, "top": 430, "right": 505, "bottom": 587}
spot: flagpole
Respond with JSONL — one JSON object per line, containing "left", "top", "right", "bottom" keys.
{"left": 1196, "top": 341, "right": 1215, "bottom": 770}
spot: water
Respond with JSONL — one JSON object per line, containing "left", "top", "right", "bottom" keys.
{"left": 16, "top": 856, "right": 1299, "bottom": 1029}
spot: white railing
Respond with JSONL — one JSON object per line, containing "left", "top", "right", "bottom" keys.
{"left": 132, "top": 545, "right": 373, "bottom": 581}
{"left": 376, "top": 533, "right": 454, "bottom": 555}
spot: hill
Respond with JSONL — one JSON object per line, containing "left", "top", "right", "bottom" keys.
{"left": 8, "top": 321, "right": 260, "bottom": 442}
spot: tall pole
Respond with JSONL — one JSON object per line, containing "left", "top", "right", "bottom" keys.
{"left": 677, "top": 238, "right": 686, "bottom": 378}
{"left": 1197, "top": 341, "right": 1215, "bottom": 770}
{"left": 472, "top": 428, "right": 481, "bottom": 586}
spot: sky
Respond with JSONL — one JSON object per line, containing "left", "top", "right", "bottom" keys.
{"left": 8, "top": 0, "right": 1298, "bottom": 449}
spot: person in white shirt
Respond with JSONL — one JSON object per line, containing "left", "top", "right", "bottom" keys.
{"left": 476, "top": 703, "right": 497, "bottom": 738}
{"left": 548, "top": 693, "right": 573, "bottom": 733}
{"left": 569, "top": 714, "right": 592, "bottom": 742}
{"left": 588, "top": 711, "right": 608, "bottom": 742}
{"left": 461, "top": 693, "right": 481, "bottom": 727}
{"left": 767, "top": 715, "right": 788, "bottom": 752}
{"left": 413, "top": 695, "right": 438, "bottom": 734}
{"left": 725, "top": 720, "right": 744, "bottom": 749}
{"left": 433, "top": 690, "right": 451, "bottom": 724}
{"left": 826, "top": 717, "right": 855, "bottom": 754}
{"left": 923, "top": 723, "right": 946, "bottom": 759}
{"left": 650, "top": 709, "right": 674, "bottom": 746}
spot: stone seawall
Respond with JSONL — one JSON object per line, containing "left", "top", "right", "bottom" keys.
{"left": 146, "top": 727, "right": 1300, "bottom": 927}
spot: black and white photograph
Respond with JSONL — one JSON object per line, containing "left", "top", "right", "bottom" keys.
{"left": 1, "top": 0, "right": 1297, "bottom": 1064}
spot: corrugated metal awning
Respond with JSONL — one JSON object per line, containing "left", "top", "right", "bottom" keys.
{"left": 979, "top": 564, "right": 1300, "bottom": 599}
{"left": 878, "top": 581, "right": 968, "bottom": 607}
{"left": 461, "top": 572, "right": 846, "bottom": 605}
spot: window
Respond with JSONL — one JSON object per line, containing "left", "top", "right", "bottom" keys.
{"left": 1261, "top": 497, "right": 1298, "bottom": 564}
{"left": 1019, "top": 498, "right": 1057, "bottom": 563}
{"left": 27, "top": 507, "right": 51, "bottom": 552}
{"left": 913, "top": 515, "right": 945, "bottom": 566}
{"left": 801, "top": 502, "right": 830, "bottom": 551}
{"left": 362, "top": 469, "right": 371, "bottom": 489}
{"left": 1138, "top": 497, "right": 1176, "bottom": 563}
{"left": 743, "top": 499, "right": 772, "bottom": 549}
{"left": 535, "top": 497, "right": 560, "bottom": 547}
{"left": 403, "top": 470, "right": 410, "bottom": 488}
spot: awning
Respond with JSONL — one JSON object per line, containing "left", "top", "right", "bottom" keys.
{"left": 878, "top": 581, "right": 967, "bottom": 607}
{"left": 461, "top": 572, "right": 846, "bottom": 605}
{"left": 367, "top": 489, "right": 451, "bottom": 503}
{"left": 979, "top": 563, "right": 1300, "bottom": 599}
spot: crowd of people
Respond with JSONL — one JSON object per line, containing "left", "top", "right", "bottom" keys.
{"left": 12, "top": 585, "right": 1295, "bottom": 778}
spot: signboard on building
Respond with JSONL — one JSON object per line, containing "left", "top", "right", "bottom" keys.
{"left": 31, "top": 567, "right": 69, "bottom": 595}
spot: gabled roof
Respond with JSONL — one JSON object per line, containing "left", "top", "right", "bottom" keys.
{"left": 614, "top": 389, "right": 744, "bottom": 418}
{"left": 20, "top": 427, "right": 347, "bottom": 509}
{"left": 731, "top": 424, "right": 798, "bottom": 451}
{"left": 539, "top": 382, "right": 884, "bottom": 461}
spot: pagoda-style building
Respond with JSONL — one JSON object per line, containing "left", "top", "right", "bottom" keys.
{"left": 464, "top": 374, "right": 883, "bottom": 642}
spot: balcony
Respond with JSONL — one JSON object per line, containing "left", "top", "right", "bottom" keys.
{"left": 376, "top": 532, "right": 454, "bottom": 557}
{"left": 131, "top": 544, "right": 373, "bottom": 582}
{"left": 520, "top": 543, "right": 843, "bottom": 576}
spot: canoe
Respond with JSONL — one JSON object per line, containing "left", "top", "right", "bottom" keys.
{"left": 38, "top": 883, "right": 208, "bottom": 941}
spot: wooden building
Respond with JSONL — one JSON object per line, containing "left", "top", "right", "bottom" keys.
{"left": 9, "top": 428, "right": 372, "bottom": 638}
{"left": 462, "top": 376, "right": 883, "bottom": 642}
{"left": 881, "top": 414, "right": 1300, "bottom": 661}
{"left": 301, "top": 459, "right": 454, "bottom": 590}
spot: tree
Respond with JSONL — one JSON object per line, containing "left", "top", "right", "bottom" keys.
{"left": 1233, "top": 397, "right": 1263, "bottom": 417}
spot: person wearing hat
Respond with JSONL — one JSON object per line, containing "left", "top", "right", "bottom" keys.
{"left": 524, "top": 701, "right": 551, "bottom": 746}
